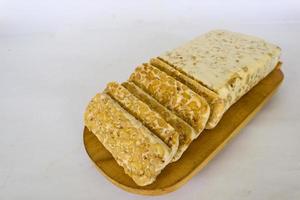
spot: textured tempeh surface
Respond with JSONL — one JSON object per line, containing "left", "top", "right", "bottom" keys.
{"left": 159, "top": 30, "right": 281, "bottom": 109}
{"left": 129, "top": 63, "right": 210, "bottom": 134}
{"left": 105, "top": 82, "right": 179, "bottom": 158}
{"left": 150, "top": 58, "right": 225, "bottom": 129}
{"left": 84, "top": 30, "right": 282, "bottom": 187}
{"left": 84, "top": 93, "right": 172, "bottom": 186}
{"left": 122, "top": 81, "right": 196, "bottom": 161}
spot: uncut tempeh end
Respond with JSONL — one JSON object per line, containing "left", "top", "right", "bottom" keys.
{"left": 160, "top": 30, "right": 281, "bottom": 110}
{"left": 105, "top": 82, "right": 179, "bottom": 159}
{"left": 122, "top": 81, "right": 196, "bottom": 162}
{"left": 84, "top": 93, "right": 172, "bottom": 186}
{"left": 129, "top": 63, "right": 210, "bottom": 135}
{"left": 150, "top": 57, "right": 226, "bottom": 129}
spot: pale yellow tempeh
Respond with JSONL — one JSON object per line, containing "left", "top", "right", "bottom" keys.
{"left": 84, "top": 93, "right": 172, "bottom": 186}
{"left": 105, "top": 82, "right": 179, "bottom": 159}
{"left": 150, "top": 58, "right": 226, "bottom": 129}
{"left": 129, "top": 63, "right": 210, "bottom": 134}
{"left": 122, "top": 81, "right": 196, "bottom": 161}
{"left": 160, "top": 30, "right": 281, "bottom": 110}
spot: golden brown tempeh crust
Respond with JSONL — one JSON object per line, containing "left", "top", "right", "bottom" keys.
{"left": 150, "top": 57, "right": 225, "bottom": 129}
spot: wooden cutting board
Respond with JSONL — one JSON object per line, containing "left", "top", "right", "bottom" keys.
{"left": 83, "top": 67, "right": 283, "bottom": 195}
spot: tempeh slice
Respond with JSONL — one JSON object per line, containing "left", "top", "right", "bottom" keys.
{"left": 122, "top": 81, "right": 196, "bottom": 161}
{"left": 105, "top": 82, "right": 179, "bottom": 159}
{"left": 84, "top": 93, "right": 172, "bottom": 186}
{"left": 129, "top": 63, "right": 210, "bottom": 134}
{"left": 150, "top": 57, "right": 225, "bottom": 129}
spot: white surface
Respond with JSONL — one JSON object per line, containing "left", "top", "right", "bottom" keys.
{"left": 1, "top": 0, "right": 300, "bottom": 199}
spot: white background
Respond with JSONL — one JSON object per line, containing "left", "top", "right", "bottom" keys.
{"left": 1, "top": 0, "right": 300, "bottom": 199}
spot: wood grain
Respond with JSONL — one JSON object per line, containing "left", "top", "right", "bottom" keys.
{"left": 83, "top": 68, "right": 284, "bottom": 195}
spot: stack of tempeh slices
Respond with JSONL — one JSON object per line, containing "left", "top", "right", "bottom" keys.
{"left": 84, "top": 30, "right": 281, "bottom": 186}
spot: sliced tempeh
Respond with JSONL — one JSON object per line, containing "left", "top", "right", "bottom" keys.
{"left": 105, "top": 82, "right": 179, "bottom": 159}
{"left": 84, "top": 93, "right": 172, "bottom": 186}
{"left": 129, "top": 63, "right": 210, "bottom": 134}
{"left": 122, "top": 81, "right": 196, "bottom": 161}
{"left": 150, "top": 58, "right": 225, "bottom": 129}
